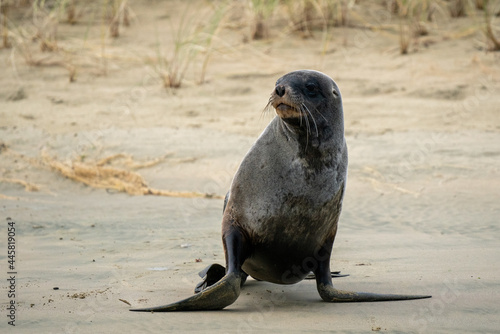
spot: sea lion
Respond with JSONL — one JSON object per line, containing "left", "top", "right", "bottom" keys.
{"left": 130, "top": 70, "right": 431, "bottom": 312}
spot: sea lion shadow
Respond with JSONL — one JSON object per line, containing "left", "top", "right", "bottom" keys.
{"left": 233, "top": 279, "right": 326, "bottom": 311}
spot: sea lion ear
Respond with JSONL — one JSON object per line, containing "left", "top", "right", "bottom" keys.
{"left": 332, "top": 89, "right": 339, "bottom": 98}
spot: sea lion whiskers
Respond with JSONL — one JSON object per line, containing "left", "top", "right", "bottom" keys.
{"left": 261, "top": 96, "right": 275, "bottom": 120}
{"left": 300, "top": 102, "right": 319, "bottom": 138}
{"left": 301, "top": 105, "right": 311, "bottom": 149}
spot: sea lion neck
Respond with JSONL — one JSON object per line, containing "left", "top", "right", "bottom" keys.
{"left": 275, "top": 116, "right": 343, "bottom": 172}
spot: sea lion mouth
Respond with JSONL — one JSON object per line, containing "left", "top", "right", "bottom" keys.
{"left": 267, "top": 90, "right": 302, "bottom": 119}
{"left": 273, "top": 102, "right": 301, "bottom": 119}
{"left": 276, "top": 103, "right": 296, "bottom": 112}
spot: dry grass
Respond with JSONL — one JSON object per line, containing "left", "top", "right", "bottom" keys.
{"left": 248, "top": 0, "right": 278, "bottom": 40}
{"left": 107, "top": 0, "right": 132, "bottom": 38}
{"left": 245, "top": 0, "right": 499, "bottom": 55}
{"left": 0, "top": 177, "right": 40, "bottom": 191}
{"left": 1, "top": 145, "right": 221, "bottom": 199}
{"left": 5, "top": 0, "right": 137, "bottom": 81}
{"left": 151, "top": 1, "right": 229, "bottom": 88}
{"left": 152, "top": 3, "right": 198, "bottom": 88}
{"left": 282, "top": 0, "right": 317, "bottom": 38}
{"left": 94, "top": 153, "right": 172, "bottom": 170}
{"left": 4, "top": 0, "right": 498, "bottom": 90}
{"left": 448, "top": 0, "right": 468, "bottom": 17}
{"left": 484, "top": 0, "right": 500, "bottom": 50}
{"left": 41, "top": 151, "right": 222, "bottom": 199}
{"left": 7, "top": 2, "right": 78, "bottom": 79}
{"left": 391, "top": 0, "right": 439, "bottom": 54}
{"left": 282, "top": 0, "right": 350, "bottom": 38}
{"left": 1, "top": 2, "right": 11, "bottom": 48}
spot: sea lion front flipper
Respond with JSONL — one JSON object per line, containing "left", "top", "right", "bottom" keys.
{"left": 313, "top": 239, "right": 432, "bottom": 302}
{"left": 130, "top": 272, "right": 242, "bottom": 312}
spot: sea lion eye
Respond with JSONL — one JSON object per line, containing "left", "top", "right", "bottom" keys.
{"left": 305, "top": 83, "right": 317, "bottom": 92}
{"left": 305, "top": 83, "right": 319, "bottom": 97}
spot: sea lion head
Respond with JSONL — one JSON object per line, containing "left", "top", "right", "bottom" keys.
{"left": 268, "top": 70, "right": 343, "bottom": 137}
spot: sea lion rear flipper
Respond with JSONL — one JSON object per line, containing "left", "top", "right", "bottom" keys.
{"left": 313, "top": 239, "right": 432, "bottom": 302}
{"left": 316, "top": 282, "right": 432, "bottom": 302}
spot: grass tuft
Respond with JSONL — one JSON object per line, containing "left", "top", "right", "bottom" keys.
{"left": 483, "top": 0, "right": 500, "bottom": 50}
{"left": 151, "top": 1, "right": 229, "bottom": 89}
{"left": 249, "top": 0, "right": 278, "bottom": 40}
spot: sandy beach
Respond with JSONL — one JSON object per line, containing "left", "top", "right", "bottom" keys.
{"left": 1, "top": 0, "right": 499, "bottom": 333}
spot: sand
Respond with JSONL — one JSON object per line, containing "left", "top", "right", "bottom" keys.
{"left": 1, "top": 1, "right": 499, "bottom": 333}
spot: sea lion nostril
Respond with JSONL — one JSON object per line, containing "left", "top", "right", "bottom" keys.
{"left": 275, "top": 85, "right": 285, "bottom": 97}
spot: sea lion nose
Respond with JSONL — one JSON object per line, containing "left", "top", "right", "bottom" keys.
{"left": 275, "top": 85, "right": 285, "bottom": 97}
